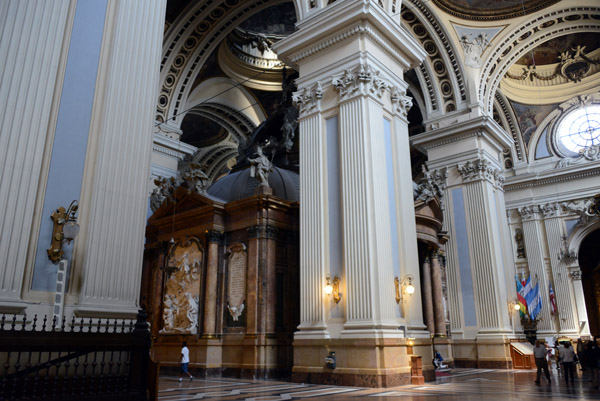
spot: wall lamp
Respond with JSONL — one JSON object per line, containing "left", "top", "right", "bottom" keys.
{"left": 395, "top": 274, "right": 415, "bottom": 303}
{"left": 325, "top": 274, "right": 341, "bottom": 304}
{"left": 47, "top": 200, "right": 80, "bottom": 263}
{"left": 508, "top": 298, "right": 521, "bottom": 314}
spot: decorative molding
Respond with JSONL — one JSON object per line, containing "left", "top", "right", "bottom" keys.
{"left": 390, "top": 86, "right": 413, "bottom": 118}
{"left": 569, "top": 268, "right": 582, "bottom": 281}
{"left": 206, "top": 230, "right": 224, "bottom": 244}
{"left": 289, "top": 22, "right": 411, "bottom": 71}
{"left": 556, "top": 144, "right": 600, "bottom": 169}
{"left": 480, "top": 7, "right": 600, "bottom": 113}
{"left": 456, "top": 158, "right": 503, "bottom": 188}
{"left": 517, "top": 205, "right": 540, "bottom": 221}
{"left": 332, "top": 64, "right": 388, "bottom": 102}
{"left": 404, "top": 0, "right": 466, "bottom": 103}
{"left": 504, "top": 167, "right": 600, "bottom": 191}
{"left": 292, "top": 81, "right": 323, "bottom": 116}
{"left": 247, "top": 225, "right": 279, "bottom": 240}
{"left": 414, "top": 166, "right": 447, "bottom": 209}
{"left": 540, "top": 202, "right": 559, "bottom": 218}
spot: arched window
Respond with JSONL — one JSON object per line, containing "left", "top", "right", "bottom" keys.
{"left": 557, "top": 105, "right": 600, "bottom": 153}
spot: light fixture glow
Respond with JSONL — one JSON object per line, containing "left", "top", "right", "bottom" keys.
{"left": 405, "top": 284, "right": 415, "bottom": 295}
{"left": 324, "top": 283, "right": 333, "bottom": 295}
{"left": 514, "top": 303, "right": 521, "bottom": 311}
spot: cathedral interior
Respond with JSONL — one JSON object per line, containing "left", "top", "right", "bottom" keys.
{"left": 1, "top": 0, "right": 600, "bottom": 397}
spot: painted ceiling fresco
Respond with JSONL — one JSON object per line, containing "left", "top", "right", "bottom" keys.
{"left": 509, "top": 100, "right": 559, "bottom": 149}
{"left": 516, "top": 33, "right": 600, "bottom": 65}
{"left": 433, "top": 0, "right": 560, "bottom": 20}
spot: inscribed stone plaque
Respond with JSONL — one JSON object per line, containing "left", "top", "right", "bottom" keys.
{"left": 227, "top": 243, "right": 247, "bottom": 321}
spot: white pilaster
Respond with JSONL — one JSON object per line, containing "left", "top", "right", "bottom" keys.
{"left": 569, "top": 268, "right": 591, "bottom": 336}
{"left": 293, "top": 84, "right": 329, "bottom": 339}
{"left": 75, "top": 0, "right": 166, "bottom": 316}
{"left": 0, "top": 0, "right": 71, "bottom": 311}
{"left": 543, "top": 215, "right": 578, "bottom": 334}
{"left": 518, "top": 207, "right": 554, "bottom": 333}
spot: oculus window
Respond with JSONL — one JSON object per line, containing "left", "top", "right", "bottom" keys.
{"left": 557, "top": 105, "right": 600, "bottom": 153}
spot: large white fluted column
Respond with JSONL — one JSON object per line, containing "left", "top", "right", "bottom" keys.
{"left": 569, "top": 267, "right": 590, "bottom": 336}
{"left": 517, "top": 206, "right": 555, "bottom": 333}
{"left": 293, "top": 87, "right": 329, "bottom": 339}
{"left": 0, "top": 0, "right": 71, "bottom": 311}
{"left": 76, "top": 0, "right": 166, "bottom": 316}
{"left": 462, "top": 178, "right": 511, "bottom": 335}
{"left": 336, "top": 86, "right": 398, "bottom": 334}
{"left": 543, "top": 213, "right": 577, "bottom": 334}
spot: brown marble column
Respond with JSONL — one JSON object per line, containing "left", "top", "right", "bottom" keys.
{"left": 246, "top": 226, "right": 261, "bottom": 335}
{"left": 265, "top": 226, "right": 278, "bottom": 334}
{"left": 203, "top": 230, "right": 222, "bottom": 336}
{"left": 431, "top": 251, "right": 446, "bottom": 337}
{"left": 421, "top": 256, "right": 435, "bottom": 334}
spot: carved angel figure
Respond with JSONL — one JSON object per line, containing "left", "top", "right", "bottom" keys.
{"left": 227, "top": 303, "right": 245, "bottom": 322}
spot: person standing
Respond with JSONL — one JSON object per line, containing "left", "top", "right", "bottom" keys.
{"left": 583, "top": 341, "right": 600, "bottom": 389}
{"left": 179, "top": 341, "right": 193, "bottom": 382}
{"left": 560, "top": 341, "right": 576, "bottom": 384}
{"left": 534, "top": 340, "right": 551, "bottom": 384}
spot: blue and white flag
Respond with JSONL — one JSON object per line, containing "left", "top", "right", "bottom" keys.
{"left": 527, "top": 282, "right": 543, "bottom": 320}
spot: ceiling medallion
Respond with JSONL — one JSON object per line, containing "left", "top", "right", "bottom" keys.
{"left": 432, "top": 0, "right": 560, "bottom": 21}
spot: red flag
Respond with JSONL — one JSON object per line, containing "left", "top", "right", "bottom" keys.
{"left": 549, "top": 283, "right": 557, "bottom": 315}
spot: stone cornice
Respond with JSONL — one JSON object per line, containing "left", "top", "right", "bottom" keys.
{"left": 504, "top": 164, "right": 600, "bottom": 191}
{"left": 273, "top": 1, "right": 425, "bottom": 71}
{"left": 411, "top": 116, "right": 513, "bottom": 152}
{"left": 153, "top": 132, "right": 197, "bottom": 156}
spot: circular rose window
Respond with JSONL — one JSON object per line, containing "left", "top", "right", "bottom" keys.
{"left": 557, "top": 105, "right": 600, "bottom": 153}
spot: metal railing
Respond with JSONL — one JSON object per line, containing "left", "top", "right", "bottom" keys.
{"left": 0, "top": 310, "right": 152, "bottom": 401}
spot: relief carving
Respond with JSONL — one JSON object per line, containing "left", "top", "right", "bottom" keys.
{"left": 514, "top": 228, "right": 526, "bottom": 259}
{"left": 292, "top": 81, "right": 323, "bottom": 116}
{"left": 332, "top": 64, "right": 388, "bottom": 101}
{"left": 160, "top": 238, "right": 203, "bottom": 334}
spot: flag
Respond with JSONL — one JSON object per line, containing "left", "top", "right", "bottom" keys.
{"left": 515, "top": 275, "right": 527, "bottom": 317}
{"left": 522, "top": 275, "right": 533, "bottom": 311}
{"left": 549, "top": 283, "right": 557, "bottom": 315}
{"left": 528, "top": 282, "right": 543, "bottom": 320}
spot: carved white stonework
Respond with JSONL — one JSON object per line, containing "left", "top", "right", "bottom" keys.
{"left": 560, "top": 198, "right": 598, "bottom": 218}
{"left": 569, "top": 269, "right": 582, "bottom": 281}
{"left": 459, "top": 33, "right": 489, "bottom": 69}
{"left": 414, "top": 166, "right": 448, "bottom": 209}
{"left": 332, "top": 64, "right": 388, "bottom": 102}
{"left": 457, "top": 158, "right": 503, "bottom": 188}
{"left": 292, "top": 81, "right": 323, "bottom": 116}
{"left": 161, "top": 238, "right": 203, "bottom": 334}
{"left": 556, "top": 144, "right": 600, "bottom": 168}
{"left": 558, "top": 93, "right": 600, "bottom": 112}
{"left": 540, "top": 202, "right": 559, "bottom": 219}
{"left": 150, "top": 162, "right": 211, "bottom": 212}
{"left": 517, "top": 205, "right": 540, "bottom": 221}
{"left": 390, "top": 86, "right": 413, "bottom": 118}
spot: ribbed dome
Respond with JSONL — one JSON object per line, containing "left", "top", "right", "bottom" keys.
{"left": 207, "top": 167, "right": 299, "bottom": 202}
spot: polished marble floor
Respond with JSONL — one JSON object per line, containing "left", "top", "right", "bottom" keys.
{"left": 158, "top": 366, "right": 600, "bottom": 400}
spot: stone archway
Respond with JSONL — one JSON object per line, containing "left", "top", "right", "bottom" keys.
{"left": 579, "top": 228, "right": 600, "bottom": 337}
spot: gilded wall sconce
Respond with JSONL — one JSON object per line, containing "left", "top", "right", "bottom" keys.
{"left": 395, "top": 274, "right": 415, "bottom": 303}
{"left": 325, "top": 274, "right": 341, "bottom": 304}
{"left": 47, "top": 200, "right": 79, "bottom": 263}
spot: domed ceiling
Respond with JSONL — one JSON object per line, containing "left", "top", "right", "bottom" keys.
{"left": 433, "top": 0, "right": 560, "bottom": 20}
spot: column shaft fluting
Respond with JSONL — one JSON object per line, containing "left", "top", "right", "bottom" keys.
{"left": 421, "top": 256, "right": 434, "bottom": 334}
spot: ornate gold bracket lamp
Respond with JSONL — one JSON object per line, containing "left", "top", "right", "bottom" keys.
{"left": 47, "top": 200, "right": 80, "bottom": 263}
{"left": 395, "top": 274, "right": 415, "bottom": 303}
{"left": 324, "top": 274, "right": 341, "bottom": 304}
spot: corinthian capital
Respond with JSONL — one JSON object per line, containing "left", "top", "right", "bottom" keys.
{"left": 332, "top": 64, "right": 388, "bottom": 101}
{"left": 292, "top": 81, "right": 323, "bottom": 116}
{"left": 390, "top": 86, "right": 413, "bottom": 118}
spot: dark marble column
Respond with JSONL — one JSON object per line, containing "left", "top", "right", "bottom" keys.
{"left": 246, "top": 225, "right": 261, "bottom": 335}
{"left": 431, "top": 251, "right": 446, "bottom": 336}
{"left": 265, "top": 226, "right": 278, "bottom": 334}
{"left": 203, "top": 230, "right": 222, "bottom": 336}
{"left": 421, "top": 256, "right": 434, "bottom": 335}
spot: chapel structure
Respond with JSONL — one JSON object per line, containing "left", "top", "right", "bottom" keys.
{"left": 1, "top": 0, "right": 600, "bottom": 389}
